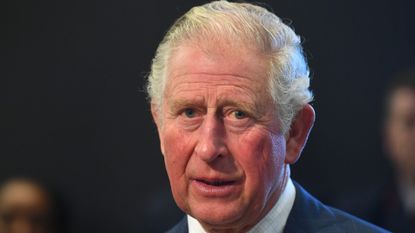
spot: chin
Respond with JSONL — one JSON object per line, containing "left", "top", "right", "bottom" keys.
{"left": 189, "top": 201, "right": 246, "bottom": 227}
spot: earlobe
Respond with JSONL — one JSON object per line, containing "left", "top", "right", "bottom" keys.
{"left": 285, "top": 104, "right": 315, "bottom": 164}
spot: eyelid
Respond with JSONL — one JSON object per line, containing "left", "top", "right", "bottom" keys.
{"left": 224, "top": 107, "right": 252, "bottom": 118}
{"left": 223, "top": 109, "right": 255, "bottom": 131}
{"left": 178, "top": 106, "right": 205, "bottom": 117}
{"left": 233, "top": 110, "right": 247, "bottom": 119}
{"left": 182, "top": 108, "right": 198, "bottom": 117}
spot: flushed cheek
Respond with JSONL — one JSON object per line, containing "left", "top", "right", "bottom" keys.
{"left": 235, "top": 130, "right": 282, "bottom": 169}
{"left": 162, "top": 126, "right": 195, "bottom": 208}
{"left": 162, "top": 125, "right": 195, "bottom": 168}
{"left": 234, "top": 131, "right": 284, "bottom": 197}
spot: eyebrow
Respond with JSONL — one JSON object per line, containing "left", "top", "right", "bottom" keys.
{"left": 168, "top": 96, "right": 267, "bottom": 118}
{"left": 217, "top": 98, "right": 254, "bottom": 111}
{"left": 168, "top": 98, "right": 205, "bottom": 112}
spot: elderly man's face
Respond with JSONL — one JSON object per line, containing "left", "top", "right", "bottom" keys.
{"left": 152, "top": 42, "right": 295, "bottom": 230}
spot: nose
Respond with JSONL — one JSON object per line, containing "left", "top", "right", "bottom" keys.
{"left": 194, "top": 112, "right": 228, "bottom": 163}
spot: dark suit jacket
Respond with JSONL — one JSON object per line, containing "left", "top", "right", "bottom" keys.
{"left": 165, "top": 182, "right": 390, "bottom": 233}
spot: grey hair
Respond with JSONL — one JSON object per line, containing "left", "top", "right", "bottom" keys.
{"left": 146, "top": 0, "right": 313, "bottom": 134}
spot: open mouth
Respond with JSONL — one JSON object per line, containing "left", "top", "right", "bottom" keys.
{"left": 196, "top": 179, "right": 235, "bottom": 186}
{"left": 191, "top": 178, "right": 241, "bottom": 196}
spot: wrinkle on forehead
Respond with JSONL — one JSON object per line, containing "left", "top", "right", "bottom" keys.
{"left": 167, "top": 41, "right": 270, "bottom": 83}
{"left": 165, "top": 73, "right": 260, "bottom": 95}
{"left": 164, "top": 75, "right": 275, "bottom": 124}
{"left": 165, "top": 73, "right": 263, "bottom": 102}
{"left": 163, "top": 41, "right": 275, "bottom": 119}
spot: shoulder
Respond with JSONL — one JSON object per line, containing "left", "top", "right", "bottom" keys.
{"left": 165, "top": 216, "right": 188, "bottom": 233}
{"left": 328, "top": 207, "right": 391, "bottom": 232}
{"left": 285, "top": 181, "right": 391, "bottom": 233}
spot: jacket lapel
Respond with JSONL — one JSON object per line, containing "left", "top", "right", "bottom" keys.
{"left": 284, "top": 182, "right": 342, "bottom": 233}
{"left": 165, "top": 216, "right": 188, "bottom": 233}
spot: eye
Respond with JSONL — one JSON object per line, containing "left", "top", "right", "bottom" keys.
{"left": 225, "top": 109, "right": 254, "bottom": 131}
{"left": 232, "top": 110, "right": 247, "bottom": 119}
{"left": 183, "top": 108, "right": 196, "bottom": 118}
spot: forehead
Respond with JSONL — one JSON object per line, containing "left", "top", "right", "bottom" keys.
{"left": 389, "top": 88, "right": 415, "bottom": 113}
{"left": 0, "top": 182, "right": 49, "bottom": 207}
{"left": 166, "top": 41, "right": 270, "bottom": 89}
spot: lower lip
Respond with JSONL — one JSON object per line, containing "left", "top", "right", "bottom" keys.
{"left": 190, "top": 180, "right": 241, "bottom": 198}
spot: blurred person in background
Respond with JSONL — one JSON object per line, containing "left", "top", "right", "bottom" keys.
{"left": 381, "top": 70, "right": 415, "bottom": 232}
{"left": 0, "top": 178, "right": 56, "bottom": 233}
{"left": 335, "top": 69, "right": 415, "bottom": 232}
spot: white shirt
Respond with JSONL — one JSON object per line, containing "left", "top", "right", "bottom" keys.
{"left": 188, "top": 178, "right": 296, "bottom": 233}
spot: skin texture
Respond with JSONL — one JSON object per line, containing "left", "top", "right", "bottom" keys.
{"left": 0, "top": 180, "right": 52, "bottom": 233}
{"left": 152, "top": 41, "right": 315, "bottom": 233}
{"left": 385, "top": 88, "right": 415, "bottom": 185}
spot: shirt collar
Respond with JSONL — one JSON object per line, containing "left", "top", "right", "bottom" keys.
{"left": 187, "top": 178, "right": 296, "bottom": 233}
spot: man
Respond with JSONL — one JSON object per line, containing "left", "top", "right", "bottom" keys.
{"left": 381, "top": 70, "right": 415, "bottom": 232}
{"left": 335, "top": 70, "right": 415, "bottom": 232}
{"left": 146, "top": 1, "right": 389, "bottom": 232}
{"left": 0, "top": 178, "right": 55, "bottom": 233}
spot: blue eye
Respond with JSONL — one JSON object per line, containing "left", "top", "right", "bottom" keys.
{"left": 184, "top": 108, "right": 196, "bottom": 118}
{"left": 233, "top": 110, "right": 246, "bottom": 119}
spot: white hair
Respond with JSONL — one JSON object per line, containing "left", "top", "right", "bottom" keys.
{"left": 147, "top": 0, "right": 313, "bottom": 134}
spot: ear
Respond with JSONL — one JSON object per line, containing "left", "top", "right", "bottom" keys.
{"left": 285, "top": 104, "right": 315, "bottom": 164}
{"left": 151, "top": 103, "right": 165, "bottom": 155}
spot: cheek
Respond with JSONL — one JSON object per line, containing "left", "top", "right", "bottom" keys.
{"left": 389, "top": 128, "right": 410, "bottom": 157}
{"left": 162, "top": 127, "right": 193, "bottom": 177}
{"left": 235, "top": 131, "right": 286, "bottom": 189}
{"left": 161, "top": 126, "right": 196, "bottom": 211}
{"left": 238, "top": 130, "right": 285, "bottom": 166}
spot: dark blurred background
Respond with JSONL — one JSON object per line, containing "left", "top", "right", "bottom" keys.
{"left": 2, "top": 0, "right": 414, "bottom": 232}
